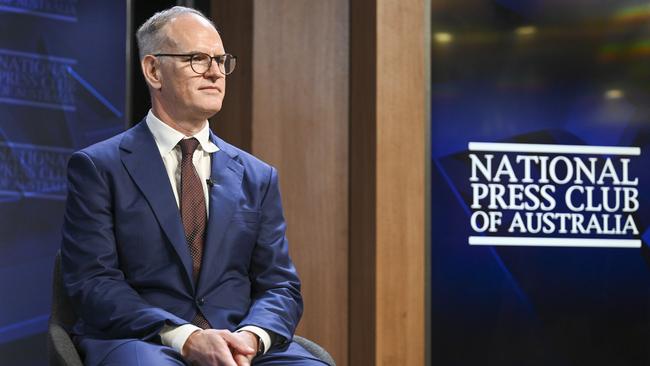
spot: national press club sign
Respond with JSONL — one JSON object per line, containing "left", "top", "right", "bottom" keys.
{"left": 468, "top": 142, "right": 640, "bottom": 248}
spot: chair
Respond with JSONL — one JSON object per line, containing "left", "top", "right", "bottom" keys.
{"left": 48, "top": 251, "right": 335, "bottom": 365}
{"left": 47, "top": 251, "right": 83, "bottom": 366}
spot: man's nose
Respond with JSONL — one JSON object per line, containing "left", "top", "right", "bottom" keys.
{"left": 203, "top": 59, "right": 223, "bottom": 79}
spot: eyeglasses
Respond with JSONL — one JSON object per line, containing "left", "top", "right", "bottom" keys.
{"left": 153, "top": 52, "right": 237, "bottom": 75}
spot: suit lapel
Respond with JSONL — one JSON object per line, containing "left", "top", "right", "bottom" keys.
{"left": 198, "top": 132, "right": 243, "bottom": 290}
{"left": 119, "top": 121, "right": 194, "bottom": 287}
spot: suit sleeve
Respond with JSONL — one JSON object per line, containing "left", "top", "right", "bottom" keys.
{"left": 238, "top": 167, "right": 303, "bottom": 343}
{"left": 61, "top": 151, "right": 187, "bottom": 340}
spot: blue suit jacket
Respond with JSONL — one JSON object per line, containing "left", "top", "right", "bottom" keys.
{"left": 60, "top": 120, "right": 302, "bottom": 353}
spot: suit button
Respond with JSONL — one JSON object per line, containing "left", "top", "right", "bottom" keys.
{"left": 197, "top": 297, "right": 205, "bottom": 306}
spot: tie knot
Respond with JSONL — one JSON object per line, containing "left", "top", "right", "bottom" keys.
{"left": 179, "top": 138, "right": 200, "bottom": 157}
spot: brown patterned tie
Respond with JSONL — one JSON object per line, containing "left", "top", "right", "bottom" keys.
{"left": 178, "top": 138, "right": 211, "bottom": 329}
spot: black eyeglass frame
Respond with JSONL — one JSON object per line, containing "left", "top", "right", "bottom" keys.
{"left": 153, "top": 52, "right": 237, "bottom": 75}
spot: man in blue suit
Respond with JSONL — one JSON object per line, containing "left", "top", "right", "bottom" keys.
{"left": 61, "top": 6, "right": 324, "bottom": 365}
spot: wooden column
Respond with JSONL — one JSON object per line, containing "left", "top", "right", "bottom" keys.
{"left": 211, "top": 1, "right": 350, "bottom": 364}
{"left": 350, "top": 0, "right": 427, "bottom": 364}
{"left": 252, "top": 2, "right": 349, "bottom": 365}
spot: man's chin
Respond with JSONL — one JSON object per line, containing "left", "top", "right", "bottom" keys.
{"left": 196, "top": 103, "right": 222, "bottom": 119}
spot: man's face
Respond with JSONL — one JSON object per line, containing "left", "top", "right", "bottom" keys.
{"left": 157, "top": 14, "right": 226, "bottom": 120}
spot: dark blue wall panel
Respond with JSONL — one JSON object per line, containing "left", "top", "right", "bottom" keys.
{"left": 431, "top": 1, "right": 650, "bottom": 365}
{"left": 0, "top": 1, "right": 127, "bottom": 363}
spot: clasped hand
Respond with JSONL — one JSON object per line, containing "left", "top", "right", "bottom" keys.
{"left": 182, "top": 329, "right": 258, "bottom": 366}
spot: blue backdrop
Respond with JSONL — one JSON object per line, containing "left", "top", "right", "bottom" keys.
{"left": 0, "top": 1, "right": 127, "bottom": 364}
{"left": 431, "top": 1, "right": 650, "bottom": 365}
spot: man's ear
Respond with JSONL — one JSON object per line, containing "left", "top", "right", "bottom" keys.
{"left": 141, "top": 55, "right": 162, "bottom": 90}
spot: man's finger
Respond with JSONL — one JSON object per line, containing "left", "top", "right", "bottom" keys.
{"left": 215, "top": 349, "right": 239, "bottom": 366}
{"left": 221, "top": 331, "right": 256, "bottom": 355}
{"left": 183, "top": 330, "right": 240, "bottom": 366}
{"left": 234, "top": 353, "right": 252, "bottom": 366}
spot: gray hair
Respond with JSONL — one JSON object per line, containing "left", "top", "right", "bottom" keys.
{"left": 135, "top": 6, "right": 217, "bottom": 60}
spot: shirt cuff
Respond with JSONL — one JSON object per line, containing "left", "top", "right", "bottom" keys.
{"left": 160, "top": 323, "right": 202, "bottom": 355}
{"left": 237, "top": 325, "right": 271, "bottom": 355}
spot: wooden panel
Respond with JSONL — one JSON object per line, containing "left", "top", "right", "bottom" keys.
{"left": 210, "top": 0, "right": 253, "bottom": 151}
{"left": 375, "top": 0, "right": 426, "bottom": 364}
{"left": 350, "top": 0, "right": 426, "bottom": 364}
{"left": 251, "top": 1, "right": 349, "bottom": 365}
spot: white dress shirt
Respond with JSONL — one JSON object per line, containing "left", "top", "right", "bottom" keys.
{"left": 145, "top": 110, "right": 271, "bottom": 355}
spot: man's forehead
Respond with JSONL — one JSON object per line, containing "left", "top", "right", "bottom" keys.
{"left": 164, "top": 14, "right": 222, "bottom": 47}
{"left": 168, "top": 13, "right": 215, "bottom": 30}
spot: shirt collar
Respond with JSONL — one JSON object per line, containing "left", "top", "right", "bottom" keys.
{"left": 145, "top": 110, "right": 220, "bottom": 156}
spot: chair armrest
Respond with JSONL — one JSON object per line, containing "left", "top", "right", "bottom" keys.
{"left": 47, "top": 321, "right": 83, "bottom": 366}
{"left": 293, "top": 335, "right": 336, "bottom": 366}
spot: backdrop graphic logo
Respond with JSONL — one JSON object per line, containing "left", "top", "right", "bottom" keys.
{"left": 468, "top": 142, "right": 641, "bottom": 248}
{"left": 0, "top": 142, "right": 71, "bottom": 200}
{"left": 0, "top": 48, "right": 76, "bottom": 110}
{"left": 0, "top": 0, "right": 78, "bottom": 22}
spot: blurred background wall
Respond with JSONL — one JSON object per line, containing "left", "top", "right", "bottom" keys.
{"left": 209, "top": 1, "right": 427, "bottom": 365}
